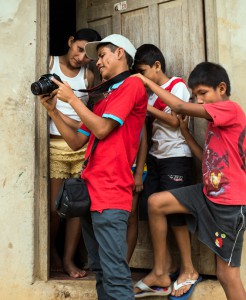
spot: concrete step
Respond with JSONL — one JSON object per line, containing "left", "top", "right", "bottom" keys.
{"left": 46, "top": 270, "right": 226, "bottom": 300}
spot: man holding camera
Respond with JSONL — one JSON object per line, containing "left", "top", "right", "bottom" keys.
{"left": 39, "top": 34, "right": 147, "bottom": 299}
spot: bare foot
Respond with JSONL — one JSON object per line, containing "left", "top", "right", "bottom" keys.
{"left": 171, "top": 269, "right": 199, "bottom": 297}
{"left": 63, "top": 260, "right": 87, "bottom": 278}
{"left": 134, "top": 271, "right": 171, "bottom": 294}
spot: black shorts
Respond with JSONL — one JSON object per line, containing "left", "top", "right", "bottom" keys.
{"left": 169, "top": 183, "right": 246, "bottom": 267}
{"left": 139, "top": 155, "right": 193, "bottom": 226}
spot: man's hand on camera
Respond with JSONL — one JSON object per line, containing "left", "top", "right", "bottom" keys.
{"left": 52, "top": 78, "right": 78, "bottom": 104}
{"left": 38, "top": 93, "right": 57, "bottom": 112}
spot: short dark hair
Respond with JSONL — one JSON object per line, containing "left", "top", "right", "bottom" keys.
{"left": 62, "top": 28, "right": 101, "bottom": 54}
{"left": 188, "top": 62, "right": 231, "bottom": 96}
{"left": 73, "top": 28, "right": 102, "bottom": 42}
{"left": 97, "top": 43, "right": 133, "bottom": 68}
{"left": 133, "top": 44, "right": 166, "bottom": 73}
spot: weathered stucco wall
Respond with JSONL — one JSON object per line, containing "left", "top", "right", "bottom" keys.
{"left": 0, "top": 0, "right": 37, "bottom": 285}
{"left": 216, "top": 0, "right": 246, "bottom": 109}
{"left": 0, "top": 0, "right": 245, "bottom": 299}
{"left": 215, "top": 0, "right": 246, "bottom": 285}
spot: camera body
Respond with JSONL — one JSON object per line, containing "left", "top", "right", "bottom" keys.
{"left": 31, "top": 73, "right": 62, "bottom": 95}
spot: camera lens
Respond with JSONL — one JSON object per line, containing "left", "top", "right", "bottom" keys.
{"left": 31, "top": 82, "right": 43, "bottom": 95}
{"left": 31, "top": 73, "right": 62, "bottom": 95}
{"left": 31, "top": 77, "right": 55, "bottom": 95}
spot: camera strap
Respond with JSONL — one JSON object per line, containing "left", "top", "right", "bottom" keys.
{"left": 82, "top": 137, "right": 99, "bottom": 171}
{"left": 73, "top": 70, "right": 131, "bottom": 96}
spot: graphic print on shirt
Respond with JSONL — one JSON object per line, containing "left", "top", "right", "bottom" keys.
{"left": 203, "top": 130, "right": 229, "bottom": 197}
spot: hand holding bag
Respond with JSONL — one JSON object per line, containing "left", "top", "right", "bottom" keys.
{"left": 55, "top": 138, "right": 99, "bottom": 218}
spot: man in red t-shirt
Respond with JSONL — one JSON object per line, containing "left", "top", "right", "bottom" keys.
{"left": 39, "top": 34, "right": 147, "bottom": 299}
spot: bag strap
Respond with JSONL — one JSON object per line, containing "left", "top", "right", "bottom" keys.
{"left": 82, "top": 138, "right": 99, "bottom": 170}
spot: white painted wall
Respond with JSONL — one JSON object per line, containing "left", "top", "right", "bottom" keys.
{"left": 0, "top": 0, "right": 245, "bottom": 299}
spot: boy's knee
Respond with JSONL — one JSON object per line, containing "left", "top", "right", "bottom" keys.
{"left": 148, "top": 192, "right": 163, "bottom": 213}
{"left": 148, "top": 193, "right": 157, "bottom": 207}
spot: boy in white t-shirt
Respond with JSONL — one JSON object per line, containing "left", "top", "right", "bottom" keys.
{"left": 133, "top": 44, "right": 199, "bottom": 298}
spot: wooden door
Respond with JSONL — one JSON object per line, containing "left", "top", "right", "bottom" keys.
{"left": 76, "top": 0, "right": 216, "bottom": 275}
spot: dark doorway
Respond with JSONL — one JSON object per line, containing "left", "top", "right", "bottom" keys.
{"left": 49, "top": 0, "right": 76, "bottom": 56}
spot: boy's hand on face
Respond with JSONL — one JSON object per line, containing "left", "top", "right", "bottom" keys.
{"left": 51, "top": 78, "right": 77, "bottom": 104}
{"left": 38, "top": 93, "right": 57, "bottom": 112}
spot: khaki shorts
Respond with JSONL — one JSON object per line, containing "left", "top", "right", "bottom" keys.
{"left": 50, "top": 138, "right": 86, "bottom": 179}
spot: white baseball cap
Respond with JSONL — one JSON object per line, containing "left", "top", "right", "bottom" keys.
{"left": 85, "top": 34, "right": 136, "bottom": 61}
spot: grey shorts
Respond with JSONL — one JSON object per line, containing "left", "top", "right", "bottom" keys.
{"left": 169, "top": 183, "right": 246, "bottom": 267}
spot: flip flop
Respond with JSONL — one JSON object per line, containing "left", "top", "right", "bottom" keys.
{"left": 134, "top": 280, "right": 172, "bottom": 298}
{"left": 169, "top": 276, "right": 202, "bottom": 300}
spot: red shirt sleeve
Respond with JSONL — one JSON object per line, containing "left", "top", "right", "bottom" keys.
{"left": 78, "top": 123, "right": 90, "bottom": 137}
{"left": 203, "top": 101, "right": 238, "bottom": 127}
{"left": 102, "top": 77, "right": 147, "bottom": 125}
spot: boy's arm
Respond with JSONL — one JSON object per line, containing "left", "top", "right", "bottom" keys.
{"left": 134, "top": 123, "right": 148, "bottom": 192}
{"left": 52, "top": 79, "right": 119, "bottom": 139}
{"left": 39, "top": 94, "right": 88, "bottom": 150}
{"left": 178, "top": 115, "right": 203, "bottom": 162}
{"left": 58, "top": 68, "right": 94, "bottom": 129}
{"left": 58, "top": 112, "right": 82, "bottom": 130}
{"left": 134, "top": 74, "right": 212, "bottom": 120}
{"left": 147, "top": 104, "right": 179, "bottom": 127}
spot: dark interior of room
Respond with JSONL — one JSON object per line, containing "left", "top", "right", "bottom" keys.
{"left": 49, "top": 0, "right": 76, "bottom": 56}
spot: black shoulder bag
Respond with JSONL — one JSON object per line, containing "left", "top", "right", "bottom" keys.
{"left": 55, "top": 138, "right": 99, "bottom": 219}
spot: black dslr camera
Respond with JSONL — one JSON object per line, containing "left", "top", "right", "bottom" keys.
{"left": 31, "top": 73, "right": 62, "bottom": 95}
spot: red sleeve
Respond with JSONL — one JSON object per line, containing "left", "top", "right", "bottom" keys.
{"left": 204, "top": 101, "right": 240, "bottom": 127}
{"left": 78, "top": 123, "right": 90, "bottom": 137}
{"left": 102, "top": 77, "right": 147, "bottom": 125}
